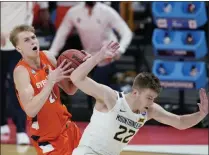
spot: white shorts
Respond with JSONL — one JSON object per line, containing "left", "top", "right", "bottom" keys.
{"left": 72, "top": 146, "right": 100, "bottom": 155}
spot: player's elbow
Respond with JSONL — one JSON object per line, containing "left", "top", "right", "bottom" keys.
{"left": 24, "top": 105, "right": 38, "bottom": 118}
{"left": 175, "top": 125, "right": 188, "bottom": 130}
{"left": 25, "top": 109, "right": 37, "bottom": 118}
{"left": 175, "top": 116, "right": 188, "bottom": 130}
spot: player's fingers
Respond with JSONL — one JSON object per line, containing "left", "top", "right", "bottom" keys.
{"left": 112, "top": 46, "right": 120, "bottom": 55}
{"left": 62, "top": 61, "right": 72, "bottom": 71}
{"left": 83, "top": 54, "right": 91, "bottom": 61}
{"left": 58, "top": 59, "right": 67, "bottom": 68}
{"left": 107, "top": 41, "right": 114, "bottom": 48}
{"left": 111, "top": 42, "right": 120, "bottom": 50}
{"left": 201, "top": 88, "right": 207, "bottom": 101}
{"left": 61, "top": 75, "right": 73, "bottom": 80}
{"left": 63, "top": 68, "right": 74, "bottom": 75}
{"left": 81, "top": 50, "right": 87, "bottom": 55}
{"left": 202, "top": 89, "right": 207, "bottom": 100}
{"left": 199, "top": 89, "right": 204, "bottom": 100}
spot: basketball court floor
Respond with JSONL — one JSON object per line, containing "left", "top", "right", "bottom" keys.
{"left": 1, "top": 121, "right": 208, "bottom": 155}
{"left": 0, "top": 144, "right": 184, "bottom": 155}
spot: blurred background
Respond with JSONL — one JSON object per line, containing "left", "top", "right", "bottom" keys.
{"left": 1, "top": 1, "right": 208, "bottom": 155}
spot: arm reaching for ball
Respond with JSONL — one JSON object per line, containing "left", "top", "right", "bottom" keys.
{"left": 14, "top": 59, "right": 73, "bottom": 117}
{"left": 43, "top": 50, "right": 78, "bottom": 95}
{"left": 70, "top": 41, "right": 120, "bottom": 109}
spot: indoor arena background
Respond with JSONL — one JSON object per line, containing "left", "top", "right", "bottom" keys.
{"left": 1, "top": 1, "right": 208, "bottom": 155}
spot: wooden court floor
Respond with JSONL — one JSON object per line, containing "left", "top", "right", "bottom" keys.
{"left": 1, "top": 144, "right": 182, "bottom": 155}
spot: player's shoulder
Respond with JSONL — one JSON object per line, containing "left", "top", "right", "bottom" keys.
{"left": 14, "top": 65, "right": 29, "bottom": 80}
{"left": 42, "top": 50, "right": 56, "bottom": 66}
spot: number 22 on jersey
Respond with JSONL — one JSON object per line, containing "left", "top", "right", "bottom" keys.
{"left": 114, "top": 125, "right": 136, "bottom": 143}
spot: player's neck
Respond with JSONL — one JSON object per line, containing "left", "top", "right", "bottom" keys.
{"left": 23, "top": 56, "right": 41, "bottom": 70}
{"left": 125, "top": 93, "right": 142, "bottom": 112}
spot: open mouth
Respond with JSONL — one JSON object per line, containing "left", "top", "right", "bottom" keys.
{"left": 32, "top": 46, "right": 38, "bottom": 51}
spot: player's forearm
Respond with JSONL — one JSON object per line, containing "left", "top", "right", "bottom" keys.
{"left": 70, "top": 52, "right": 101, "bottom": 83}
{"left": 58, "top": 80, "right": 78, "bottom": 95}
{"left": 178, "top": 111, "right": 206, "bottom": 130}
{"left": 25, "top": 80, "right": 54, "bottom": 117}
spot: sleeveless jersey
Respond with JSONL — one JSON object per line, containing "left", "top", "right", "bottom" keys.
{"left": 78, "top": 92, "right": 148, "bottom": 155}
{"left": 15, "top": 51, "right": 72, "bottom": 142}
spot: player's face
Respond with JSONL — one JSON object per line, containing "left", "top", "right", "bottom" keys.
{"left": 136, "top": 88, "right": 158, "bottom": 110}
{"left": 16, "top": 31, "right": 40, "bottom": 58}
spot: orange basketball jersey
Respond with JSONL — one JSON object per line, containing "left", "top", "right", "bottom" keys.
{"left": 15, "top": 51, "right": 72, "bottom": 142}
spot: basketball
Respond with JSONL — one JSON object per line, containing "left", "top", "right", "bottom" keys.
{"left": 57, "top": 49, "right": 87, "bottom": 70}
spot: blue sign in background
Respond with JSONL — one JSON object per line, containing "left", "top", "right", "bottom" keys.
{"left": 152, "top": 2, "right": 207, "bottom": 29}
{"left": 151, "top": 2, "right": 208, "bottom": 89}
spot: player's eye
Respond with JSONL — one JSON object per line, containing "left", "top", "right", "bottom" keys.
{"left": 147, "top": 97, "right": 153, "bottom": 100}
{"left": 24, "top": 39, "right": 29, "bottom": 42}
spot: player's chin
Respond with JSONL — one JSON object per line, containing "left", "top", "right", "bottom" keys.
{"left": 29, "top": 50, "right": 39, "bottom": 57}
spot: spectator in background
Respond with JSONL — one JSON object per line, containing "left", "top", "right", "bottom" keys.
{"left": 33, "top": 2, "right": 51, "bottom": 29}
{"left": 54, "top": 2, "right": 113, "bottom": 30}
{"left": 1, "top": 2, "right": 50, "bottom": 145}
{"left": 54, "top": 2, "right": 81, "bottom": 29}
{"left": 50, "top": 2, "right": 133, "bottom": 91}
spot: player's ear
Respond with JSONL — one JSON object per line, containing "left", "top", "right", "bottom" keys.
{"left": 132, "top": 89, "right": 138, "bottom": 96}
{"left": 16, "top": 46, "right": 22, "bottom": 53}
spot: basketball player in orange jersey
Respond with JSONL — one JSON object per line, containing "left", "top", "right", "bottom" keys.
{"left": 10, "top": 25, "right": 86, "bottom": 155}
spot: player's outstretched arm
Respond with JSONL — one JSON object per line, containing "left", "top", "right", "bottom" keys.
{"left": 14, "top": 60, "right": 73, "bottom": 117}
{"left": 148, "top": 88, "right": 208, "bottom": 130}
{"left": 70, "top": 41, "right": 120, "bottom": 108}
{"left": 44, "top": 50, "right": 78, "bottom": 95}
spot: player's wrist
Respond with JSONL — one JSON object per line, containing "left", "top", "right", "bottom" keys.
{"left": 94, "top": 52, "right": 104, "bottom": 63}
{"left": 47, "top": 78, "right": 56, "bottom": 87}
{"left": 199, "top": 110, "right": 207, "bottom": 118}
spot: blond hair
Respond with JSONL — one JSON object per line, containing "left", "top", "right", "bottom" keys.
{"left": 10, "top": 25, "right": 35, "bottom": 47}
{"left": 133, "top": 72, "right": 161, "bottom": 94}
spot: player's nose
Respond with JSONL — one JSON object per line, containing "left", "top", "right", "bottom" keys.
{"left": 31, "top": 39, "right": 37, "bottom": 45}
{"left": 148, "top": 102, "right": 153, "bottom": 107}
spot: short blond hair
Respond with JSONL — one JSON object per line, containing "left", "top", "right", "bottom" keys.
{"left": 10, "top": 25, "right": 35, "bottom": 47}
{"left": 133, "top": 72, "right": 161, "bottom": 94}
